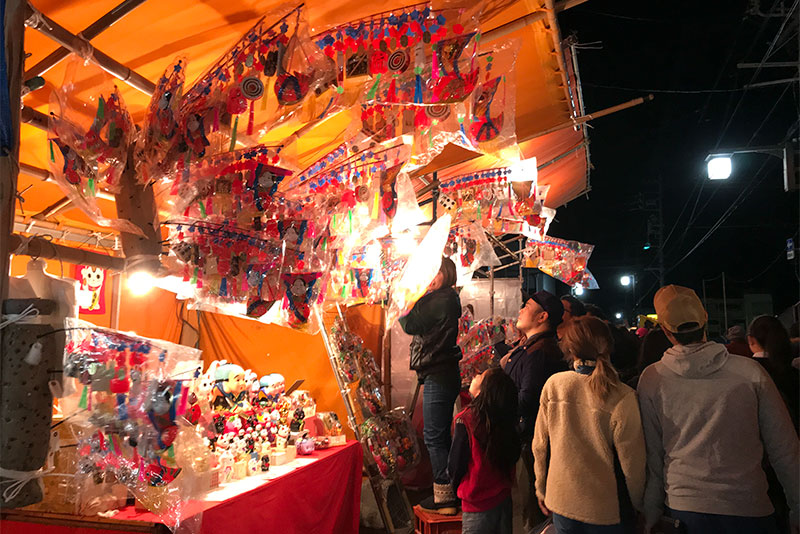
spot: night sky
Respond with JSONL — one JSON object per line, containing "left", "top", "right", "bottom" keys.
{"left": 543, "top": 0, "right": 800, "bottom": 318}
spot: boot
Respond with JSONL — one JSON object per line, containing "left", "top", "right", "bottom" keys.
{"left": 418, "top": 482, "right": 459, "bottom": 515}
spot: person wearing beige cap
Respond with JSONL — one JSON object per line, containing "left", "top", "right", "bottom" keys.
{"left": 637, "top": 285, "right": 799, "bottom": 534}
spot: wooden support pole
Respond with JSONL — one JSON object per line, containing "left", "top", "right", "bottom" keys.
{"left": 8, "top": 234, "right": 125, "bottom": 271}
{"left": 1, "top": 0, "right": 26, "bottom": 303}
{"left": 114, "top": 146, "right": 161, "bottom": 273}
{"left": 24, "top": 0, "right": 147, "bottom": 80}
{"left": 25, "top": 2, "right": 156, "bottom": 95}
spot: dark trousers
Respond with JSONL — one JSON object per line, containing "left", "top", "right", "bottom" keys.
{"left": 462, "top": 497, "right": 513, "bottom": 534}
{"left": 667, "top": 508, "right": 780, "bottom": 534}
{"left": 552, "top": 514, "right": 629, "bottom": 534}
{"left": 421, "top": 369, "right": 460, "bottom": 485}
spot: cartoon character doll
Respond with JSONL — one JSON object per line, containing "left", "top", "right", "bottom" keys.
{"left": 213, "top": 363, "right": 251, "bottom": 413}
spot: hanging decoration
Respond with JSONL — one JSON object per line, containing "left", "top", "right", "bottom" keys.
{"left": 47, "top": 58, "right": 141, "bottom": 234}
{"left": 522, "top": 236, "right": 599, "bottom": 289}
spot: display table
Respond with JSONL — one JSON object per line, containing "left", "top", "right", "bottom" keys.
{"left": 1, "top": 441, "right": 362, "bottom": 534}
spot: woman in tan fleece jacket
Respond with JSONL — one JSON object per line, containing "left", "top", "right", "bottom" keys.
{"left": 533, "top": 316, "right": 646, "bottom": 533}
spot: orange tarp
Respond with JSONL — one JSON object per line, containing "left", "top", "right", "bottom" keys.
{"left": 16, "top": 0, "right": 586, "bottom": 234}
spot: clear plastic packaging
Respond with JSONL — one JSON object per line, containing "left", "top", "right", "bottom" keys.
{"left": 386, "top": 214, "right": 451, "bottom": 327}
{"left": 464, "top": 38, "right": 520, "bottom": 158}
{"left": 47, "top": 57, "right": 141, "bottom": 234}
{"left": 445, "top": 222, "right": 500, "bottom": 277}
{"left": 360, "top": 408, "right": 420, "bottom": 479}
{"left": 179, "top": 6, "right": 336, "bottom": 154}
{"left": 522, "top": 236, "right": 598, "bottom": 289}
{"left": 61, "top": 319, "right": 203, "bottom": 530}
{"left": 136, "top": 56, "right": 187, "bottom": 185}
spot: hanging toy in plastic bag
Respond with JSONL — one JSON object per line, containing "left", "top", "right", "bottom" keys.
{"left": 136, "top": 56, "right": 186, "bottom": 185}
{"left": 281, "top": 272, "right": 322, "bottom": 328}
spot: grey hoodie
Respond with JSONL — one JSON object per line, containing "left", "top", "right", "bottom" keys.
{"left": 637, "top": 342, "right": 799, "bottom": 523}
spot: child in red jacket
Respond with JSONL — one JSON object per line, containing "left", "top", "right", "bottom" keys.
{"left": 448, "top": 368, "right": 521, "bottom": 534}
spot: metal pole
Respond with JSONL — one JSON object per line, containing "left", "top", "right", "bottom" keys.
{"left": 722, "top": 272, "right": 728, "bottom": 332}
{"left": 489, "top": 266, "right": 495, "bottom": 317}
{"left": 24, "top": 0, "right": 147, "bottom": 80}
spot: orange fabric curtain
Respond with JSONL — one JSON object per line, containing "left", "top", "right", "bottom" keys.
{"left": 196, "top": 310, "right": 352, "bottom": 433}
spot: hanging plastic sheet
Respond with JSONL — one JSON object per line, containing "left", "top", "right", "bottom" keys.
{"left": 463, "top": 38, "right": 520, "bottom": 159}
{"left": 178, "top": 6, "right": 335, "bottom": 155}
{"left": 47, "top": 57, "right": 141, "bottom": 234}
{"left": 522, "top": 236, "right": 599, "bottom": 289}
{"left": 445, "top": 222, "right": 500, "bottom": 280}
{"left": 386, "top": 213, "right": 451, "bottom": 327}
{"left": 319, "top": 2, "right": 483, "bottom": 171}
{"left": 60, "top": 319, "right": 204, "bottom": 531}
{"left": 136, "top": 57, "right": 187, "bottom": 185}
{"left": 360, "top": 408, "right": 420, "bottom": 479}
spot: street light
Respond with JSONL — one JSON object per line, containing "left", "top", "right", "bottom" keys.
{"left": 620, "top": 275, "right": 632, "bottom": 287}
{"left": 615, "top": 312, "right": 623, "bottom": 320}
{"left": 705, "top": 142, "right": 798, "bottom": 191}
{"left": 706, "top": 155, "right": 732, "bottom": 180}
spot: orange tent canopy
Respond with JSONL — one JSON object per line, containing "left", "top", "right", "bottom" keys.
{"left": 16, "top": 0, "right": 587, "bottom": 239}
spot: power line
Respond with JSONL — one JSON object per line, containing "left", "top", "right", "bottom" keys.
{"left": 714, "top": 0, "right": 799, "bottom": 149}
{"left": 666, "top": 157, "right": 777, "bottom": 274}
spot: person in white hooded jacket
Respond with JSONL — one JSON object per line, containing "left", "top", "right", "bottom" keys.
{"left": 638, "top": 285, "right": 798, "bottom": 534}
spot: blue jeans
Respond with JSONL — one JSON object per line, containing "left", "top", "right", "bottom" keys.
{"left": 552, "top": 514, "right": 630, "bottom": 534}
{"left": 422, "top": 368, "right": 460, "bottom": 485}
{"left": 667, "top": 508, "right": 779, "bottom": 534}
{"left": 462, "top": 497, "right": 512, "bottom": 534}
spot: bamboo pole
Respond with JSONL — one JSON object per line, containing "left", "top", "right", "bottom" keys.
{"left": 8, "top": 234, "right": 125, "bottom": 271}
{"left": 24, "top": 0, "right": 147, "bottom": 80}
{"left": 25, "top": 2, "right": 156, "bottom": 95}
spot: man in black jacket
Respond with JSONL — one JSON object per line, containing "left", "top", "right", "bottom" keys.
{"left": 502, "top": 290, "right": 567, "bottom": 533}
{"left": 399, "top": 257, "right": 463, "bottom": 514}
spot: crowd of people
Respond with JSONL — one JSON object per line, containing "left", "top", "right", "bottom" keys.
{"left": 400, "top": 257, "right": 799, "bottom": 534}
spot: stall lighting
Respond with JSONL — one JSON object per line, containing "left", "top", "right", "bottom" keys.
{"left": 620, "top": 275, "right": 632, "bottom": 287}
{"left": 127, "top": 270, "right": 156, "bottom": 296}
{"left": 707, "top": 156, "right": 732, "bottom": 180}
{"left": 572, "top": 285, "right": 584, "bottom": 297}
{"left": 615, "top": 312, "right": 623, "bottom": 319}
{"left": 642, "top": 242, "right": 651, "bottom": 250}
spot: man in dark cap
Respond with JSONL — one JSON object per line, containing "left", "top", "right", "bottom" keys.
{"left": 503, "top": 290, "right": 567, "bottom": 532}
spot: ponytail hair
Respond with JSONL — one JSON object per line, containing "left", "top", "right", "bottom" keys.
{"left": 560, "top": 315, "right": 620, "bottom": 401}
{"left": 748, "top": 315, "right": 792, "bottom": 371}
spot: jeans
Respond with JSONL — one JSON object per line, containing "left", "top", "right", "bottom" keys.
{"left": 667, "top": 508, "right": 780, "bottom": 534}
{"left": 422, "top": 368, "right": 460, "bottom": 485}
{"left": 552, "top": 514, "right": 630, "bottom": 534}
{"left": 462, "top": 497, "right": 513, "bottom": 534}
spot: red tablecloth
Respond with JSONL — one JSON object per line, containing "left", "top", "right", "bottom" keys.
{"left": 1, "top": 441, "right": 362, "bottom": 534}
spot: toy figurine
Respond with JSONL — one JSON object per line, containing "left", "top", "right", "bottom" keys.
{"left": 260, "top": 455, "right": 270, "bottom": 472}
{"left": 296, "top": 433, "right": 315, "bottom": 455}
{"left": 289, "top": 408, "right": 306, "bottom": 433}
{"left": 275, "top": 425, "right": 290, "bottom": 450}
{"left": 213, "top": 363, "right": 251, "bottom": 412}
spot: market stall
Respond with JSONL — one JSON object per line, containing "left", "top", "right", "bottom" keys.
{"left": 0, "top": 0, "right": 646, "bottom": 531}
